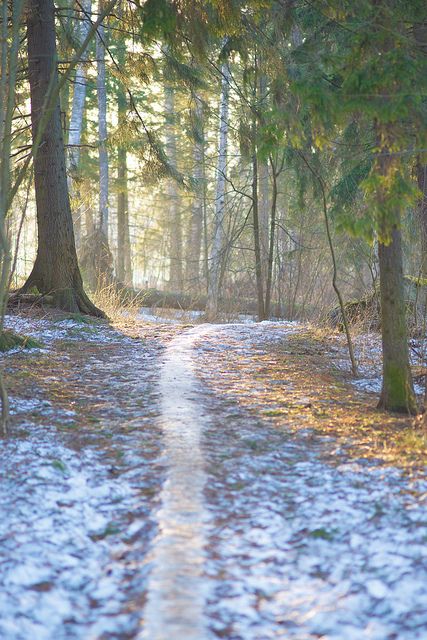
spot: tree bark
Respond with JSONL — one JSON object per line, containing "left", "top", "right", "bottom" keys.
{"left": 67, "top": 0, "right": 92, "bottom": 249}
{"left": 252, "top": 145, "right": 265, "bottom": 320}
{"left": 258, "top": 73, "right": 270, "bottom": 286}
{"left": 206, "top": 59, "right": 230, "bottom": 318}
{"left": 258, "top": 160, "right": 270, "bottom": 276}
{"left": 185, "top": 92, "right": 204, "bottom": 290}
{"left": 116, "top": 34, "right": 132, "bottom": 286}
{"left": 0, "top": 0, "right": 23, "bottom": 433}
{"left": 416, "top": 158, "right": 427, "bottom": 277}
{"left": 264, "top": 156, "right": 278, "bottom": 318}
{"left": 96, "top": 7, "right": 109, "bottom": 238}
{"left": 22, "top": 0, "right": 103, "bottom": 316}
{"left": 116, "top": 148, "right": 131, "bottom": 284}
{"left": 373, "top": 119, "right": 416, "bottom": 412}
{"left": 164, "top": 83, "right": 183, "bottom": 291}
{"left": 378, "top": 225, "right": 417, "bottom": 413}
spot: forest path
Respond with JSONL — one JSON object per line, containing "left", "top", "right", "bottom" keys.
{"left": 142, "top": 325, "right": 214, "bottom": 639}
{"left": 0, "top": 315, "right": 426, "bottom": 640}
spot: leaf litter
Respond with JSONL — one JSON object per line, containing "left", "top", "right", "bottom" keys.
{"left": 0, "top": 310, "right": 425, "bottom": 639}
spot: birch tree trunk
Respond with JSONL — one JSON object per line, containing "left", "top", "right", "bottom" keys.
{"left": 117, "top": 87, "right": 132, "bottom": 285}
{"left": 164, "top": 83, "right": 183, "bottom": 291}
{"left": 264, "top": 157, "right": 278, "bottom": 319}
{"left": 67, "top": 0, "right": 91, "bottom": 248}
{"left": 205, "top": 60, "right": 230, "bottom": 318}
{"left": 252, "top": 130, "right": 265, "bottom": 320}
{"left": 185, "top": 93, "right": 205, "bottom": 290}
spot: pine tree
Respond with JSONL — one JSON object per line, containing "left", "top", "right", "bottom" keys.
{"left": 22, "top": 0, "right": 103, "bottom": 316}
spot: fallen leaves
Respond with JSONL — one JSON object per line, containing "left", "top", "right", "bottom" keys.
{"left": 195, "top": 325, "right": 427, "bottom": 473}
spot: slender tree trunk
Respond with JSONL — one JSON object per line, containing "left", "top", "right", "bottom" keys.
{"left": 202, "top": 169, "right": 209, "bottom": 293}
{"left": 258, "top": 74, "right": 270, "bottom": 286}
{"left": 416, "top": 158, "right": 427, "bottom": 277}
{"left": 252, "top": 141, "right": 265, "bottom": 320}
{"left": 299, "top": 150, "right": 358, "bottom": 375}
{"left": 0, "top": 0, "right": 23, "bottom": 433}
{"left": 251, "top": 55, "right": 265, "bottom": 321}
{"left": 116, "top": 50, "right": 132, "bottom": 285}
{"left": 206, "top": 60, "right": 230, "bottom": 318}
{"left": 258, "top": 161, "right": 270, "bottom": 275}
{"left": 164, "top": 83, "right": 183, "bottom": 291}
{"left": 22, "top": 0, "right": 103, "bottom": 316}
{"left": 116, "top": 148, "right": 132, "bottom": 284}
{"left": 79, "top": 3, "right": 114, "bottom": 290}
{"left": 67, "top": 0, "right": 91, "bottom": 249}
{"left": 264, "top": 157, "right": 278, "bottom": 318}
{"left": 96, "top": 8, "right": 109, "bottom": 238}
{"left": 185, "top": 93, "right": 204, "bottom": 290}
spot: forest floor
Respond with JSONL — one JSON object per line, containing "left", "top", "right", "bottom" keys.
{"left": 0, "top": 307, "right": 426, "bottom": 639}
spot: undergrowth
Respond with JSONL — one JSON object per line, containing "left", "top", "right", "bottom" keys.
{"left": 0, "top": 330, "right": 42, "bottom": 352}
{"left": 90, "top": 284, "right": 142, "bottom": 323}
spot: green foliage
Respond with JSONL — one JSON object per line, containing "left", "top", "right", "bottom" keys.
{"left": 284, "top": 0, "right": 427, "bottom": 240}
{"left": 0, "top": 330, "right": 42, "bottom": 352}
{"left": 330, "top": 159, "right": 373, "bottom": 239}
{"left": 140, "top": 0, "right": 177, "bottom": 39}
{"left": 309, "top": 528, "right": 335, "bottom": 541}
{"left": 51, "top": 459, "right": 68, "bottom": 474}
{"left": 164, "top": 57, "right": 207, "bottom": 91}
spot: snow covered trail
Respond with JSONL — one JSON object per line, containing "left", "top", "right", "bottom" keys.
{"left": 0, "top": 315, "right": 427, "bottom": 640}
{"left": 142, "top": 325, "right": 214, "bottom": 640}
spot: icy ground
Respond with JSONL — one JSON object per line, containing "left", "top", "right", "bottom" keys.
{"left": 0, "top": 314, "right": 426, "bottom": 639}
{"left": 332, "top": 330, "right": 426, "bottom": 397}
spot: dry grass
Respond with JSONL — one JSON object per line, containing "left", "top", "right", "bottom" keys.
{"left": 90, "top": 284, "right": 142, "bottom": 323}
{"left": 196, "top": 325, "right": 427, "bottom": 474}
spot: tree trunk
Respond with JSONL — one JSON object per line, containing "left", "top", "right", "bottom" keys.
{"left": 258, "top": 74, "right": 270, "bottom": 286}
{"left": 206, "top": 60, "right": 230, "bottom": 318}
{"left": 22, "top": 0, "right": 103, "bottom": 316}
{"left": 164, "top": 83, "right": 183, "bottom": 291}
{"left": 378, "top": 225, "right": 417, "bottom": 413}
{"left": 264, "top": 157, "right": 278, "bottom": 318}
{"left": 252, "top": 145, "right": 265, "bottom": 320}
{"left": 374, "top": 121, "right": 416, "bottom": 412}
{"left": 258, "top": 160, "right": 270, "bottom": 277}
{"left": 0, "top": 0, "right": 23, "bottom": 433}
{"left": 116, "top": 148, "right": 132, "bottom": 284}
{"left": 251, "top": 57, "right": 266, "bottom": 321}
{"left": 185, "top": 92, "right": 204, "bottom": 290}
{"left": 116, "top": 60, "right": 132, "bottom": 285}
{"left": 416, "top": 158, "right": 427, "bottom": 277}
{"left": 67, "top": 0, "right": 92, "bottom": 249}
{"left": 96, "top": 8, "right": 109, "bottom": 239}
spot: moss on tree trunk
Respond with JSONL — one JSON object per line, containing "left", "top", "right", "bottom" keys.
{"left": 378, "top": 226, "right": 417, "bottom": 414}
